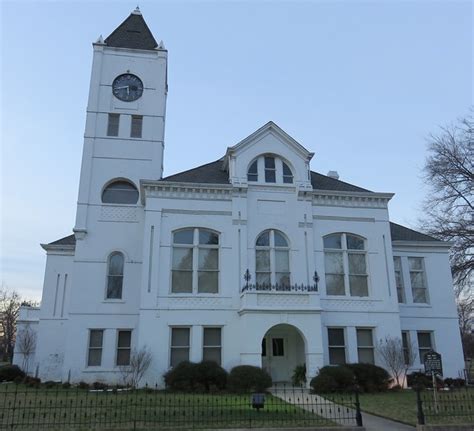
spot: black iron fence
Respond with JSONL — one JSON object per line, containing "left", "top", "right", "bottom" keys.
{"left": 416, "top": 386, "right": 474, "bottom": 425}
{"left": 0, "top": 383, "right": 362, "bottom": 430}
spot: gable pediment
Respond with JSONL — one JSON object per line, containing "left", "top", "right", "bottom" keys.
{"left": 224, "top": 121, "right": 314, "bottom": 187}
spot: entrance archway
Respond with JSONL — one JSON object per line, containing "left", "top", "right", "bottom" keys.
{"left": 261, "top": 324, "right": 306, "bottom": 383}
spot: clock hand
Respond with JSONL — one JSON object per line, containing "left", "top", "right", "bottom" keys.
{"left": 115, "top": 86, "right": 129, "bottom": 90}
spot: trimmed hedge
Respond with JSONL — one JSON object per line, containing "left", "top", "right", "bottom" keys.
{"left": 344, "top": 363, "right": 391, "bottom": 392}
{"left": 310, "top": 363, "right": 392, "bottom": 393}
{"left": 227, "top": 365, "right": 272, "bottom": 393}
{"left": 310, "top": 366, "right": 355, "bottom": 393}
{"left": 0, "top": 365, "right": 25, "bottom": 382}
{"left": 164, "top": 361, "right": 227, "bottom": 392}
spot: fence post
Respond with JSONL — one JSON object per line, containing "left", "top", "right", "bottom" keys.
{"left": 416, "top": 387, "right": 425, "bottom": 425}
{"left": 354, "top": 387, "right": 363, "bottom": 427}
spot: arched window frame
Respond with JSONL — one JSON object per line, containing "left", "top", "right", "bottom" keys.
{"left": 323, "top": 233, "right": 369, "bottom": 297}
{"left": 101, "top": 179, "right": 139, "bottom": 205}
{"left": 247, "top": 155, "right": 294, "bottom": 184}
{"left": 171, "top": 228, "right": 220, "bottom": 294}
{"left": 106, "top": 251, "right": 124, "bottom": 299}
{"left": 255, "top": 229, "right": 290, "bottom": 287}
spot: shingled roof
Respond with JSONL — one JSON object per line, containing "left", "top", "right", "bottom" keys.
{"left": 160, "top": 159, "right": 372, "bottom": 192}
{"left": 390, "top": 222, "right": 441, "bottom": 242}
{"left": 48, "top": 234, "right": 76, "bottom": 246}
{"left": 105, "top": 9, "right": 158, "bottom": 51}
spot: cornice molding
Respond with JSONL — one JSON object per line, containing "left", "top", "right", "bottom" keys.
{"left": 140, "top": 180, "right": 233, "bottom": 204}
{"left": 312, "top": 190, "right": 394, "bottom": 209}
{"left": 391, "top": 240, "right": 452, "bottom": 249}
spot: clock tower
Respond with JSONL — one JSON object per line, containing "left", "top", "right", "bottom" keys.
{"left": 74, "top": 8, "right": 167, "bottom": 236}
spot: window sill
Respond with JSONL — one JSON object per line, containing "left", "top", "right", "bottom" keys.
{"left": 82, "top": 368, "right": 122, "bottom": 373}
{"left": 102, "top": 300, "right": 126, "bottom": 304}
{"left": 323, "top": 295, "right": 378, "bottom": 300}
{"left": 399, "top": 303, "right": 432, "bottom": 308}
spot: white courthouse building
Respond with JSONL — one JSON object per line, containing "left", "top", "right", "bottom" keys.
{"left": 14, "top": 9, "right": 464, "bottom": 385}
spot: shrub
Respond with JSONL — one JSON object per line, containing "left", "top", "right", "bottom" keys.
{"left": 92, "top": 381, "right": 108, "bottom": 390}
{"left": 444, "top": 377, "right": 465, "bottom": 388}
{"left": 344, "top": 363, "right": 391, "bottom": 392}
{"left": 164, "top": 361, "right": 199, "bottom": 391}
{"left": 0, "top": 365, "right": 25, "bottom": 382}
{"left": 24, "top": 376, "right": 40, "bottom": 387}
{"left": 406, "top": 372, "right": 432, "bottom": 389}
{"left": 227, "top": 366, "right": 272, "bottom": 393}
{"left": 310, "top": 366, "right": 355, "bottom": 393}
{"left": 43, "top": 380, "right": 59, "bottom": 388}
{"left": 195, "top": 361, "right": 227, "bottom": 391}
{"left": 291, "top": 364, "right": 307, "bottom": 387}
{"left": 78, "top": 381, "right": 90, "bottom": 390}
{"left": 62, "top": 382, "right": 71, "bottom": 389}
{"left": 164, "top": 361, "right": 228, "bottom": 392}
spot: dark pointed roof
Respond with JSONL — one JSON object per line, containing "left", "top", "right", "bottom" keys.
{"left": 389, "top": 222, "right": 441, "bottom": 242}
{"left": 48, "top": 234, "right": 76, "bottom": 246}
{"left": 105, "top": 10, "right": 158, "bottom": 51}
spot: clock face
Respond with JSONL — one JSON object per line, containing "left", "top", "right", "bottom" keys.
{"left": 112, "top": 74, "right": 144, "bottom": 102}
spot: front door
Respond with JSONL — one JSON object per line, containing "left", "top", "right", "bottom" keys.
{"left": 261, "top": 337, "right": 289, "bottom": 382}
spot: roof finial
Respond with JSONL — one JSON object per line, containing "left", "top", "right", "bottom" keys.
{"left": 95, "top": 34, "right": 104, "bottom": 44}
{"left": 132, "top": 5, "right": 141, "bottom": 15}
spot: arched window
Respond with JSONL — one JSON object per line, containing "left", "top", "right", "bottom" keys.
{"left": 102, "top": 180, "right": 139, "bottom": 204}
{"left": 256, "top": 230, "right": 290, "bottom": 287}
{"left": 323, "top": 233, "right": 368, "bottom": 297}
{"left": 106, "top": 252, "right": 124, "bottom": 299}
{"left": 171, "top": 228, "right": 219, "bottom": 294}
{"left": 247, "top": 156, "right": 294, "bottom": 184}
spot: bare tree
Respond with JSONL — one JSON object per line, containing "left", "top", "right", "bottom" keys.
{"left": 120, "top": 346, "right": 153, "bottom": 388}
{"left": 0, "top": 286, "right": 22, "bottom": 362}
{"left": 421, "top": 112, "right": 473, "bottom": 297}
{"left": 376, "top": 336, "right": 417, "bottom": 387}
{"left": 458, "top": 296, "right": 474, "bottom": 359}
{"left": 16, "top": 324, "right": 37, "bottom": 374}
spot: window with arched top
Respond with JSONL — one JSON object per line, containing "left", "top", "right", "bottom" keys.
{"left": 102, "top": 180, "right": 139, "bottom": 204}
{"left": 247, "top": 156, "right": 294, "bottom": 184}
{"left": 255, "top": 230, "right": 290, "bottom": 287}
{"left": 323, "top": 233, "right": 368, "bottom": 297}
{"left": 171, "top": 228, "right": 219, "bottom": 294}
{"left": 106, "top": 252, "right": 124, "bottom": 299}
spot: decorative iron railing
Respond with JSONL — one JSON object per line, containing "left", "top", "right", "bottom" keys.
{"left": 241, "top": 269, "right": 319, "bottom": 293}
{"left": 242, "top": 283, "right": 318, "bottom": 293}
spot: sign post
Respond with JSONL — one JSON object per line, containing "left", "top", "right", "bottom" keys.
{"left": 424, "top": 351, "right": 443, "bottom": 412}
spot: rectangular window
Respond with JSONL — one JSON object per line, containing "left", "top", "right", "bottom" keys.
{"left": 170, "top": 327, "right": 190, "bottom": 367}
{"left": 328, "top": 328, "right": 346, "bottom": 365}
{"left": 203, "top": 327, "right": 221, "bottom": 365}
{"left": 116, "top": 330, "right": 131, "bottom": 366}
{"left": 357, "top": 328, "right": 374, "bottom": 364}
{"left": 409, "top": 257, "right": 428, "bottom": 303}
{"left": 348, "top": 252, "right": 368, "bottom": 296}
{"left": 87, "top": 329, "right": 103, "bottom": 366}
{"left": 261, "top": 338, "right": 266, "bottom": 357}
{"left": 130, "top": 115, "right": 143, "bottom": 138}
{"left": 402, "top": 331, "right": 411, "bottom": 365}
{"left": 198, "top": 247, "right": 218, "bottom": 293}
{"left": 325, "top": 251, "right": 345, "bottom": 295}
{"left": 107, "top": 113, "right": 120, "bottom": 137}
{"left": 393, "top": 257, "right": 405, "bottom": 303}
{"left": 272, "top": 338, "right": 284, "bottom": 356}
{"left": 417, "top": 331, "right": 433, "bottom": 363}
{"left": 171, "top": 247, "right": 193, "bottom": 293}
{"left": 264, "top": 156, "right": 276, "bottom": 183}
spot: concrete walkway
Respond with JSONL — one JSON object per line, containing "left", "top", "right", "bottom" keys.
{"left": 270, "top": 387, "right": 415, "bottom": 431}
{"left": 361, "top": 412, "right": 415, "bottom": 431}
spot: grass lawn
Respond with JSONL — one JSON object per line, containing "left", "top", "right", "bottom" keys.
{"left": 359, "top": 388, "right": 474, "bottom": 426}
{"left": 0, "top": 384, "right": 336, "bottom": 430}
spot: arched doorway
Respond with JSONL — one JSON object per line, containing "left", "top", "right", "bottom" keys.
{"left": 261, "top": 324, "right": 306, "bottom": 383}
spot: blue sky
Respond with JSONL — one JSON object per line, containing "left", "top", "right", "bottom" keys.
{"left": 1, "top": 1, "right": 472, "bottom": 300}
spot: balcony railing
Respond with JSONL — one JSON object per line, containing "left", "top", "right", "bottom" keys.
{"left": 241, "top": 283, "right": 318, "bottom": 293}
{"left": 241, "top": 269, "right": 319, "bottom": 293}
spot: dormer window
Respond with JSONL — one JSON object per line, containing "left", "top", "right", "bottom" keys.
{"left": 264, "top": 157, "right": 276, "bottom": 182}
{"left": 247, "top": 160, "right": 258, "bottom": 182}
{"left": 247, "top": 155, "right": 294, "bottom": 184}
{"left": 282, "top": 162, "right": 293, "bottom": 183}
